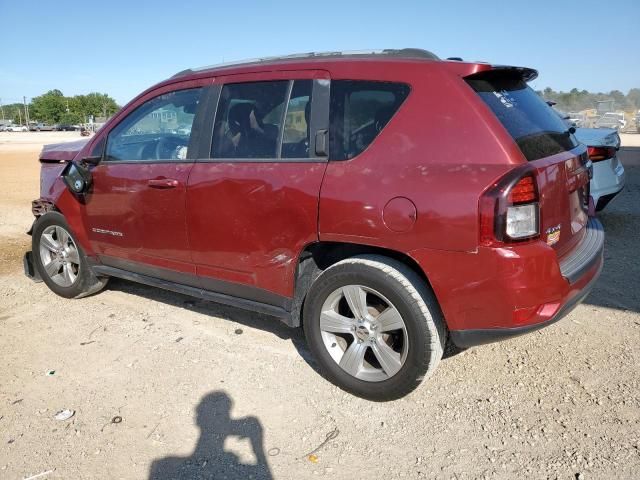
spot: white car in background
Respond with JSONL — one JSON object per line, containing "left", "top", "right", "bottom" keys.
{"left": 574, "top": 127, "right": 625, "bottom": 211}
{"left": 2, "top": 125, "right": 28, "bottom": 132}
{"left": 549, "top": 103, "right": 626, "bottom": 211}
{"left": 595, "top": 112, "right": 626, "bottom": 131}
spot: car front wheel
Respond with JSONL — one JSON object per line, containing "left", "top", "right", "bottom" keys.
{"left": 32, "top": 212, "right": 108, "bottom": 298}
{"left": 303, "top": 255, "right": 446, "bottom": 401}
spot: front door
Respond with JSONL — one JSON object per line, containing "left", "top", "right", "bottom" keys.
{"left": 186, "top": 74, "right": 330, "bottom": 305}
{"left": 84, "top": 86, "right": 206, "bottom": 281}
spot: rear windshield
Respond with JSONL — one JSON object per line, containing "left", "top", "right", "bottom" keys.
{"left": 466, "top": 73, "right": 578, "bottom": 161}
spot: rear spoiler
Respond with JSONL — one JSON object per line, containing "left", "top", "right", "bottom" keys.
{"left": 466, "top": 65, "right": 539, "bottom": 82}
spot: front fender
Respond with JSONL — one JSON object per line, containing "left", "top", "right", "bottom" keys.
{"left": 53, "top": 189, "right": 96, "bottom": 257}
{"left": 35, "top": 174, "right": 96, "bottom": 259}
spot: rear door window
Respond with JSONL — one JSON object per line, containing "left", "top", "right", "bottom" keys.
{"left": 212, "top": 81, "right": 288, "bottom": 159}
{"left": 466, "top": 73, "right": 578, "bottom": 161}
{"left": 329, "top": 81, "right": 410, "bottom": 160}
{"left": 281, "top": 80, "right": 313, "bottom": 158}
{"left": 211, "top": 80, "right": 314, "bottom": 159}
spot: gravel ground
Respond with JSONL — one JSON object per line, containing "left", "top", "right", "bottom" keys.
{"left": 0, "top": 132, "right": 639, "bottom": 480}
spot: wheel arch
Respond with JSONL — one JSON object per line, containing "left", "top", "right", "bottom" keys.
{"left": 31, "top": 190, "right": 96, "bottom": 257}
{"left": 289, "top": 241, "right": 435, "bottom": 328}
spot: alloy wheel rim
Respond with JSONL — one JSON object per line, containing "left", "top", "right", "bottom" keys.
{"left": 39, "top": 225, "right": 81, "bottom": 287}
{"left": 319, "top": 285, "right": 409, "bottom": 382}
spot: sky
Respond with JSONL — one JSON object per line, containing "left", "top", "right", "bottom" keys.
{"left": 1, "top": 0, "right": 639, "bottom": 106}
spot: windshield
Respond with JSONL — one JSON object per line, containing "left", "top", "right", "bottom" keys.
{"left": 466, "top": 73, "right": 578, "bottom": 161}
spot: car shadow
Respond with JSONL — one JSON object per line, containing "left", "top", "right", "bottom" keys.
{"left": 105, "top": 278, "right": 319, "bottom": 372}
{"left": 148, "top": 390, "right": 273, "bottom": 480}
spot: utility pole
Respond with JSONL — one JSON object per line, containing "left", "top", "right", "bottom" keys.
{"left": 23, "top": 96, "right": 30, "bottom": 126}
{"left": 17, "top": 106, "right": 22, "bottom": 125}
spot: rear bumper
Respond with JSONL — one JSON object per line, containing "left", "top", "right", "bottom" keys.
{"left": 590, "top": 158, "right": 625, "bottom": 207}
{"left": 411, "top": 218, "right": 604, "bottom": 348}
{"left": 557, "top": 217, "right": 604, "bottom": 283}
{"left": 596, "top": 192, "right": 620, "bottom": 211}
{"left": 449, "top": 252, "right": 602, "bottom": 348}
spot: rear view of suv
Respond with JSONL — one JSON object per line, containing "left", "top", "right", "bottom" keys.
{"left": 24, "top": 49, "right": 604, "bottom": 400}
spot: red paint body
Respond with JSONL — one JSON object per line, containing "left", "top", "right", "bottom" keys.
{"left": 35, "top": 56, "right": 601, "bottom": 335}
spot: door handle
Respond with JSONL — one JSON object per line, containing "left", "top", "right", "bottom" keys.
{"left": 147, "top": 178, "right": 179, "bottom": 189}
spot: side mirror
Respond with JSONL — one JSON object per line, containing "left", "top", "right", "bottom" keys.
{"left": 62, "top": 161, "right": 92, "bottom": 194}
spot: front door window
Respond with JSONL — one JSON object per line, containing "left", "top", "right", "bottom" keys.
{"left": 105, "top": 88, "right": 203, "bottom": 162}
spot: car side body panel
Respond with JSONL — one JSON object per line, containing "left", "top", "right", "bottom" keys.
{"left": 185, "top": 70, "right": 330, "bottom": 300}
{"left": 187, "top": 162, "right": 327, "bottom": 299}
{"left": 318, "top": 64, "right": 521, "bottom": 253}
{"left": 84, "top": 162, "right": 195, "bottom": 268}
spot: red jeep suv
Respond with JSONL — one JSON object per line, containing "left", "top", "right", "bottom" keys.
{"left": 25, "top": 49, "right": 604, "bottom": 400}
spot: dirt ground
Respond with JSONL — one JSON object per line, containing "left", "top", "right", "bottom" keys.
{"left": 0, "top": 132, "right": 639, "bottom": 480}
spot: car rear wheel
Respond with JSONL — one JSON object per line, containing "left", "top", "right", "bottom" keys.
{"left": 303, "top": 255, "right": 446, "bottom": 401}
{"left": 32, "top": 212, "right": 108, "bottom": 299}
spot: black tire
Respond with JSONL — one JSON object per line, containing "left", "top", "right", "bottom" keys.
{"left": 32, "top": 212, "right": 108, "bottom": 299}
{"left": 303, "top": 255, "right": 446, "bottom": 401}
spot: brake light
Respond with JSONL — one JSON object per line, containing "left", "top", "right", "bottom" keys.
{"left": 509, "top": 176, "right": 536, "bottom": 204}
{"left": 479, "top": 170, "right": 540, "bottom": 246}
{"left": 587, "top": 146, "right": 616, "bottom": 162}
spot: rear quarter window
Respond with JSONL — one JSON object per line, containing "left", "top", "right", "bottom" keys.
{"left": 330, "top": 81, "right": 410, "bottom": 160}
{"left": 466, "top": 73, "right": 578, "bottom": 161}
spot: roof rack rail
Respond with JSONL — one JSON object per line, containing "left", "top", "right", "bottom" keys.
{"left": 171, "top": 48, "right": 439, "bottom": 78}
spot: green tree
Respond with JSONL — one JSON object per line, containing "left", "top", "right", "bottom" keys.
{"left": 628, "top": 88, "right": 640, "bottom": 110}
{"left": 1, "top": 103, "right": 25, "bottom": 124}
{"left": 58, "top": 111, "right": 83, "bottom": 125}
{"left": 77, "top": 93, "right": 120, "bottom": 119}
{"left": 609, "top": 90, "right": 627, "bottom": 109}
{"left": 25, "top": 90, "right": 120, "bottom": 124}
{"left": 538, "top": 86, "right": 640, "bottom": 113}
{"left": 30, "top": 90, "right": 66, "bottom": 123}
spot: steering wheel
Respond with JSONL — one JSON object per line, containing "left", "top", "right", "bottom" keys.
{"left": 154, "top": 136, "right": 183, "bottom": 160}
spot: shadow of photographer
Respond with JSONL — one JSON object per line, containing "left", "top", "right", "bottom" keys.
{"left": 148, "top": 391, "right": 272, "bottom": 480}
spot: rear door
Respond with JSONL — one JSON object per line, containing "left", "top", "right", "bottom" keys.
{"left": 466, "top": 71, "right": 590, "bottom": 257}
{"left": 186, "top": 70, "right": 330, "bottom": 305}
{"left": 84, "top": 82, "right": 209, "bottom": 280}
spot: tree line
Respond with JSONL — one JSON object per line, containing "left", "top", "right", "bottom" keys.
{"left": 538, "top": 87, "right": 640, "bottom": 113}
{"left": 1, "top": 90, "right": 120, "bottom": 125}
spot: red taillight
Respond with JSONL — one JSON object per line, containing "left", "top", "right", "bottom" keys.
{"left": 479, "top": 195, "right": 497, "bottom": 246}
{"left": 587, "top": 146, "right": 616, "bottom": 162}
{"left": 479, "top": 169, "right": 540, "bottom": 247}
{"left": 509, "top": 176, "right": 537, "bottom": 204}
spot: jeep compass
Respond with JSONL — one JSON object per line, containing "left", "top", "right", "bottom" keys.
{"left": 24, "top": 49, "right": 604, "bottom": 400}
